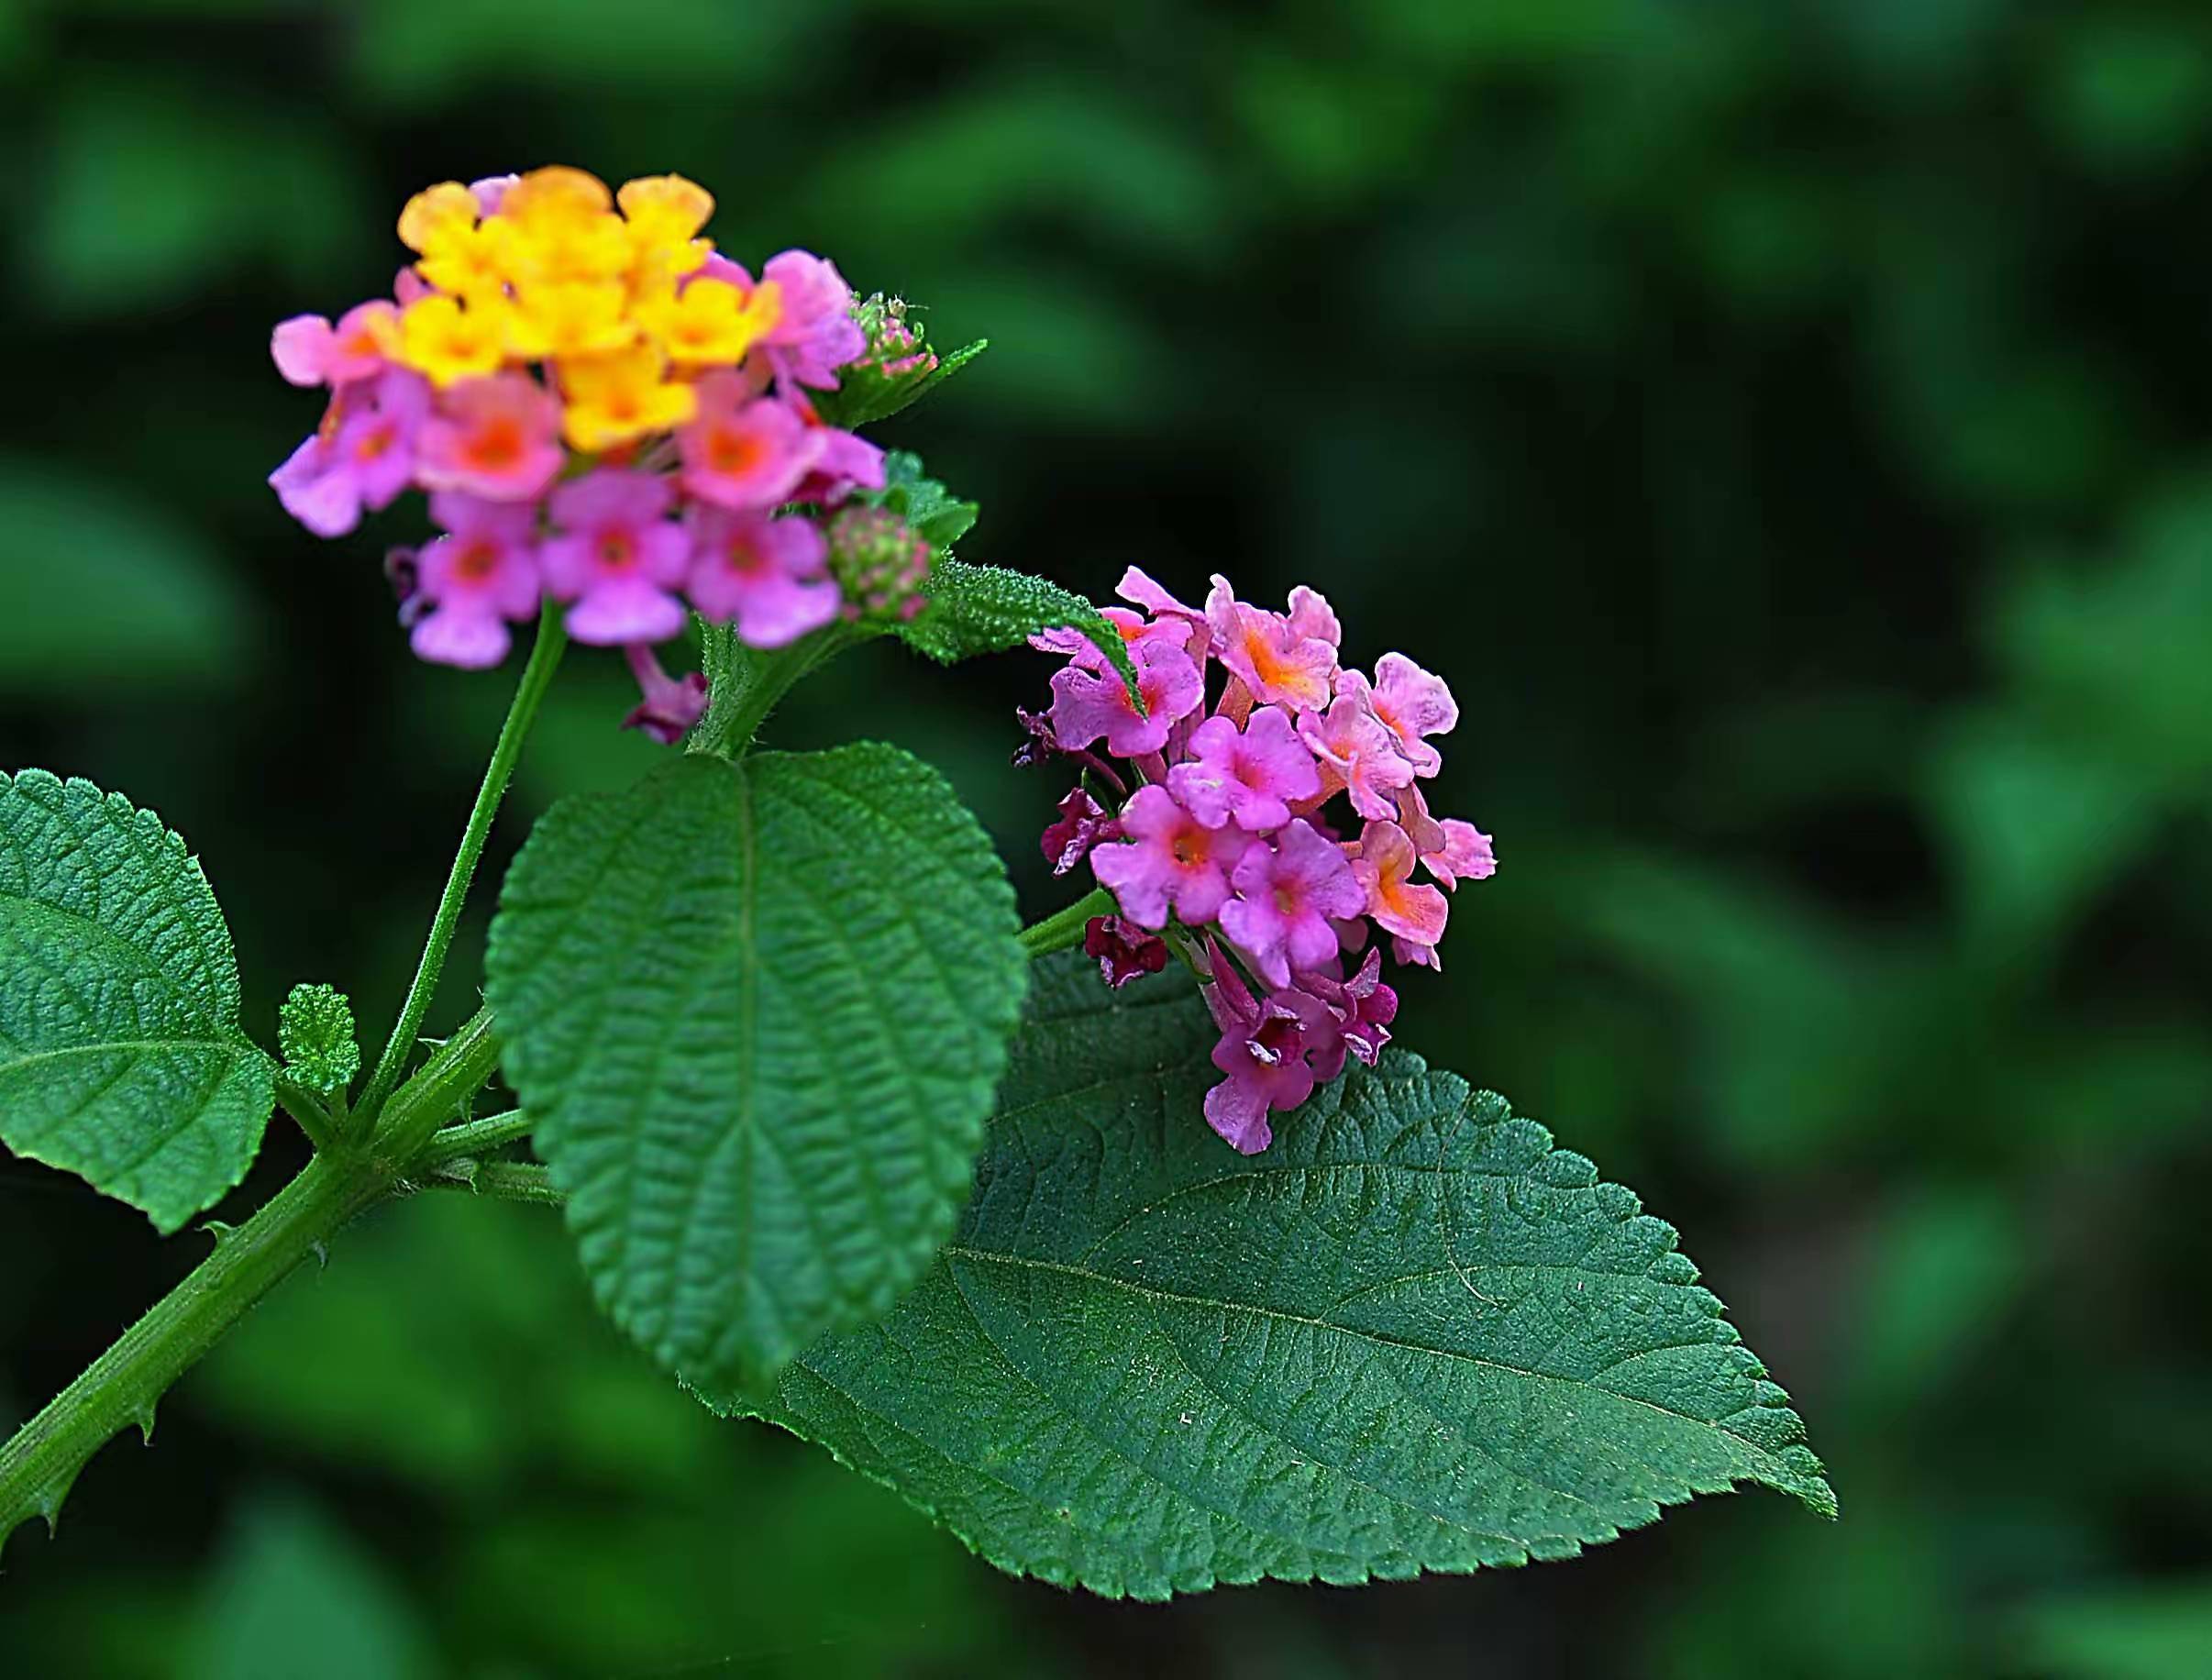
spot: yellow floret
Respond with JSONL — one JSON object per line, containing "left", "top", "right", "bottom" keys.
{"left": 485, "top": 166, "right": 631, "bottom": 286}
{"left": 500, "top": 166, "right": 614, "bottom": 223}
{"left": 487, "top": 211, "right": 633, "bottom": 288}
{"left": 397, "top": 182, "right": 480, "bottom": 255}
{"left": 618, "top": 174, "right": 713, "bottom": 242}
{"left": 508, "top": 281, "right": 636, "bottom": 360}
{"left": 415, "top": 220, "right": 510, "bottom": 300}
{"left": 618, "top": 173, "right": 716, "bottom": 277}
{"left": 395, "top": 294, "right": 512, "bottom": 387}
{"left": 634, "top": 277, "right": 781, "bottom": 367}
{"left": 558, "top": 343, "right": 698, "bottom": 452}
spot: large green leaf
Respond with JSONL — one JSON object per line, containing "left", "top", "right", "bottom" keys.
{"left": 0, "top": 770, "right": 274, "bottom": 1233}
{"left": 486, "top": 743, "right": 1027, "bottom": 1394}
{"left": 724, "top": 953, "right": 1833, "bottom": 1599}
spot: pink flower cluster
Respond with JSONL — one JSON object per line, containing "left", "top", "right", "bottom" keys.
{"left": 1027, "top": 569, "right": 1495, "bottom": 1154}
{"left": 268, "top": 171, "right": 921, "bottom": 742}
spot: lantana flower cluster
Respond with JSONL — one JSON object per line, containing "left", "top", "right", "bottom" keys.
{"left": 1024, "top": 570, "right": 1495, "bottom": 1154}
{"left": 269, "top": 166, "right": 933, "bottom": 740}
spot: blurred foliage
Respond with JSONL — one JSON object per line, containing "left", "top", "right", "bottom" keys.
{"left": 2, "top": 0, "right": 2208, "bottom": 1674}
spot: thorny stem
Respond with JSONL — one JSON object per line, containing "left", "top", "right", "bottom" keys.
{"left": 0, "top": 599, "right": 543, "bottom": 1555}
{"left": 355, "top": 602, "right": 567, "bottom": 1123}
{"left": 0, "top": 1009, "right": 506, "bottom": 1553}
{"left": 425, "top": 1160, "right": 564, "bottom": 1208}
{"left": 416, "top": 1108, "right": 530, "bottom": 1168}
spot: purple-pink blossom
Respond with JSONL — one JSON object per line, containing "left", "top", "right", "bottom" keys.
{"left": 1350, "top": 820, "right": 1450, "bottom": 956}
{"left": 621, "top": 643, "right": 710, "bottom": 745}
{"left": 408, "top": 492, "right": 542, "bottom": 669}
{"left": 1219, "top": 819, "right": 1366, "bottom": 988}
{"left": 269, "top": 369, "right": 429, "bottom": 537}
{"left": 685, "top": 507, "right": 840, "bottom": 648}
{"left": 1041, "top": 787, "right": 1118, "bottom": 876}
{"left": 415, "top": 373, "right": 565, "bottom": 503}
{"left": 1349, "top": 653, "right": 1457, "bottom": 777}
{"left": 1016, "top": 562, "right": 1496, "bottom": 1154}
{"left": 271, "top": 302, "right": 398, "bottom": 388}
{"left": 1085, "top": 916, "right": 1167, "bottom": 989}
{"left": 679, "top": 370, "right": 825, "bottom": 512}
{"left": 1048, "top": 638, "right": 1203, "bottom": 759}
{"left": 1299, "top": 689, "right": 1417, "bottom": 821}
{"left": 1206, "top": 575, "right": 1339, "bottom": 713}
{"left": 1200, "top": 953, "right": 1347, "bottom": 1155}
{"left": 760, "top": 250, "right": 867, "bottom": 390}
{"left": 1089, "top": 786, "right": 1247, "bottom": 929}
{"left": 540, "top": 469, "right": 691, "bottom": 646}
{"left": 1167, "top": 707, "right": 1321, "bottom": 833}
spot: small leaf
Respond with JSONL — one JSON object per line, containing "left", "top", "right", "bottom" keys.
{"left": 0, "top": 770, "right": 274, "bottom": 1232}
{"left": 807, "top": 293, "right": 989, "bottom": 429}
{"left": 869, "top": 449, "right": 981, "bottom": 551}
{"left": 897, "top": 558, "right": 1139, "bottom": 702}
{"left": 723, "top": 953, "right": 1833, "bottom": 1599}
{"left": 486, "top": 743, "right": 1027, "bottom": 1394}
{"left": 278, "top": 982, "right": 359, "bottom": 1097}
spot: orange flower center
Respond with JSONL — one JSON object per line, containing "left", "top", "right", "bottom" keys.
{"left": 453, "top": 538, "right": 500, "bottom": 581}
{"left": 707, "top": 427, "right": 767, "bottom": 476}
{"left": 467, "top": 420, "right": 523, "bottom": 470}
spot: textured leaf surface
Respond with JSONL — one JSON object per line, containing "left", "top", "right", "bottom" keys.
{"left": 0, "top": 770, "right": 273, "bottom": 1232}
{"left": 277, "top": 981, "right": 359, "bottom": 1097}
{"left": 901, "top": 560, "right": 1139, "bottom": 696}
{"left": 729, "top": 953, "right": 1833, "bottom": 1599}
{"left": 486, "top": 743, "right": 1027, "bottom": 1392}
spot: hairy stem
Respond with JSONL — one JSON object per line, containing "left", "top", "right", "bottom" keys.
{"left": 426, "top": 1160, "right": 563, "bottom": 1208}
{"left": 356, "top": 604, "right": 566, "bottom": 1122}
{"left": 416, "top": 1108, "right": 530, "bottom": 1168}
{"left": 0, "top": 1011, "right": 504, "bottom": 1553}
{"left": 1018, "top": 887, "right": 1117, "bottom": 959}
{"left": 690, "top": 621, "right": 863, "bottom": 759}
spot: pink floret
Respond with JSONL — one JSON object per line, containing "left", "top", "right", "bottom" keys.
{"left": 541, "top": 469, "right": 691, "bottom": 646}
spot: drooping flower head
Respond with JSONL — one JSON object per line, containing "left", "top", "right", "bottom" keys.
{"left": 268, "top": 165, "right": 922, "bottom": 733}
{"left": 1019, "top": 566, "right": 1493, "bottom": 1153}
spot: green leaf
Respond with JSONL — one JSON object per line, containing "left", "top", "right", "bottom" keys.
{"left": 724, "top": 953, "right": 1833, "bottom": 1599}
{"left": 900, "top": 562, "right": 1140, "bottom": 699}
{"left": 807, "top": 293, "right": 990, "bottom": 430}
{"left": 870, "top": 449, "right": 981, "bottom": 551}
{"left": 0, "top": 770, "right": 274, "bottom": 1233}
{"left": 278, "top": 982, "right": 359, "bottom": 1098}
{"left": 485, "top": 743, "right": 1027, "bottom": 1394}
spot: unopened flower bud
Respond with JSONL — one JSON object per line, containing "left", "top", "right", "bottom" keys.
{"left": 825, "top": 506, "right": 931, "bottom": 625}
{"left": 812, "top": 294, "right": 944, "bottom": 428}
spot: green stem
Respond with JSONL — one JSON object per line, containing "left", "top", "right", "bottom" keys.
{"left": 0, "top": 1011, "right": 503, "bottom": 1552}
{"left": 273, "top": 1076, "right": 338, "bottom": 1152}
{"left": 355, "top": 605, "right": 566, "bottom": 1123}
{"left": 416, "top": 1108, "right": 530, "bottom": 1169}
{"left": 426, "top": 1161, "right": 563, "bottom": 1209}
{"left": 690, "top": 622, "right": 862, "bottom": 759}
{"left": 1018, "top": 887, "right": 1117, "bottom": 959}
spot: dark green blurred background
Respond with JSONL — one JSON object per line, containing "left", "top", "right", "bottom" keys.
{"left": 5, "top": 1, "right": 2211, "bottom": 1674}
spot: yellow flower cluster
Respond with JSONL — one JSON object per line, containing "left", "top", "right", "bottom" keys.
{"left": 388, "top": 166, "right": 783, "bottom": 451}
